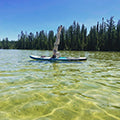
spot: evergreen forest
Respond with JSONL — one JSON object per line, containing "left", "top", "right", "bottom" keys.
{"left": 0, "top": 17, "right": 120, "bottom": 51}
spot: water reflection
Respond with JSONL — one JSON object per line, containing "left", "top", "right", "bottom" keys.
{"left": 0, "top": 50, "right": 120, "bottom": 120}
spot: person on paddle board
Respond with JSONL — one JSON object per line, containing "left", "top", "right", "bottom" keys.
{"left": 51, "top": 25, "right": 62, "bottom": 58}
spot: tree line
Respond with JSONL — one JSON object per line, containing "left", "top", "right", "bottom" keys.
{"left": 0, "top": 16, "right": 120, "bottom": 51}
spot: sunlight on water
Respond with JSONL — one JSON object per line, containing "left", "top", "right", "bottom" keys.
{"left": 0, "top": 50, "right": 120, "bottom": 120}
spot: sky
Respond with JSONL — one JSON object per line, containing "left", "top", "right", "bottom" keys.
{"left": 0, "top": 0, "right": 120, "bottom": 40}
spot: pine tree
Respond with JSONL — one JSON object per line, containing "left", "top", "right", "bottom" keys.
{"left": 59, "top": 27, "right": 66, "bottom": 50}
{"left": 48, "top": 31, "right": 54, "bottom": 50}
{"left": 116, "top": 20, "right": 120, "bottom": 51}
{"left": 106, "top": 16, "right": 115, "bottom": 50}
{"left": 76, "top": 22, "right": 81, "bottom": 50}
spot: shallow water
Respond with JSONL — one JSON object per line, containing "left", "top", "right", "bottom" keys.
{"left": 0, "top": 50, "right": 120, "bottom": 120}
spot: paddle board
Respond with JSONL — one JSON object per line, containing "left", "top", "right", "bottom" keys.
{"left": 30, "top": 55, "right": 87, "bottom": 61}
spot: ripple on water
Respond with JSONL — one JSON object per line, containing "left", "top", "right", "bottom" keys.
{"left": 0, "top": 50, "right": 120, "bottom": 120}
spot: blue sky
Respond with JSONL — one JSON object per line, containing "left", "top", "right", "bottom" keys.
{"left": 0, "top": 0, "right": 120, "bottom": 40}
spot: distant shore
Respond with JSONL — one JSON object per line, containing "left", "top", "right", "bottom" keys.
{"left": 0, "top": 17, "right": 120, "bottom": 51}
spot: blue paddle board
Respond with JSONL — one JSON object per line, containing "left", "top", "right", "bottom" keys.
{"left": 30, "top": 55, "right": 87, "bottom": 61}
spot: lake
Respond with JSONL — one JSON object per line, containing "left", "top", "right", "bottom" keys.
{"left": 0, "top": 50, "right": 120, "bottom": 120}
